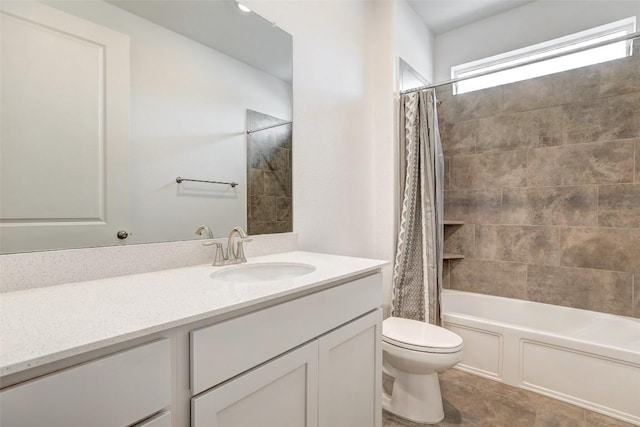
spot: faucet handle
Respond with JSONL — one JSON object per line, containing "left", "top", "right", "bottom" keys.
{"left": 212, "top": 243, "right": 226, "bottom": 266}
{"left": 234, "top": 238, "right": 252, "bottom": 263}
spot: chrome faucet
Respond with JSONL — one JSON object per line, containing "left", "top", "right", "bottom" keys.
{"left": 197, "top": 225, "right": 252, "bottom": 266}
{"left": 226, "top": 226, "right": 252, "bottom": 264}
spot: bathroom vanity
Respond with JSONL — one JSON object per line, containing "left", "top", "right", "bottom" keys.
{"left": 0, "top": 251, "right": 386, "bottom": 427}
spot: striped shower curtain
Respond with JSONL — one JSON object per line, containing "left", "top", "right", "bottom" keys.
{"left": 391, "top": 89, "right": 444, "bottom": 325}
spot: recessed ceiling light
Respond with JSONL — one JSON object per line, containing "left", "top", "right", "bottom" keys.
{"left": 237, "top": 3, "right": 251, "bottom": 13}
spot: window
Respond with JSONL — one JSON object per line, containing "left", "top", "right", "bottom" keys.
{"left": 451, "top": 17, "right": 636, "bottom": 95}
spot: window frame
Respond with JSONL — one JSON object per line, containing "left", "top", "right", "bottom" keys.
{"left": 451, "top": 17, "right": 636, "bottom": 95}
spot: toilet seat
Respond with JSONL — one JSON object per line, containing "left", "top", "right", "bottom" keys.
{"left": 383, "top": 317, "right": 463, "bottom": 354}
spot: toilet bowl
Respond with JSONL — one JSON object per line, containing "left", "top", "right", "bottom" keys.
{"left": 382, "top": 316, "right": 463, "bottom": 424}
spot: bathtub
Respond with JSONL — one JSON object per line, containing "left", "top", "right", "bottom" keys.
{"left": 441, "top": 290, "right": 640, "bottom": 425}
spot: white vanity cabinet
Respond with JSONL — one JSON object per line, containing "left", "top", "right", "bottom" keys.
{"left": 0, "top": 254, "right": 385, "bottom": 427}
{"left": 192, "top": 311, "right": 382, "bottom": 427}
{"left": 190, "top": 274, "right": 383, "bottom": 427}
{"left": 0, "top": 339, "right": 171, "bottom": 427}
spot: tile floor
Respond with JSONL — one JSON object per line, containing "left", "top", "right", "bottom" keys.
{"left": 382, "top": 369, "right": 635, "bottom": 427}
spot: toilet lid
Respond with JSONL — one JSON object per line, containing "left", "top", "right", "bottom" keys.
{"left": 383, "top": 317, "right": 463, "bottom": 353}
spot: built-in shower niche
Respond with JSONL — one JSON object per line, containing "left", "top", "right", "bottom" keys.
{"left": 246, "top": 110, "right": 293, "bottom": 235}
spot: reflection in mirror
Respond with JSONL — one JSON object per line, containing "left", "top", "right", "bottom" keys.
{"left": 0, "top": 0, "right": 292, "bottom": 254}
{"left": 399, "top": 58, "right": 429, "bottom": 92}
{"left": 246, "top": 110, "right": 292, "bottom": 235}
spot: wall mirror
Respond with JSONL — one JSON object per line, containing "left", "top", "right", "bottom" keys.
{"left": 0, "top": 0, "right": 293, "bottom": 254}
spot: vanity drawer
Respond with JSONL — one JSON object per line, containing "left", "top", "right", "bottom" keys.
{"left": 0, "top": 339, "right": 171, "bottom": 427}
{"left": 191, "top": 273, "right": 382, "bottom": 394}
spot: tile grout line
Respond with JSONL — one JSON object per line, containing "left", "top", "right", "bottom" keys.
{"left": 525, "top": 148, "right": 530, "bottom": 188}
{"left": 452, "top": 182, "right": 634, "bottom": 190}
{"left": 559, "top": 226, "right": 564, "bottom": 270}
{"left": 632, "top": 274, "right": 636, "bottom": 318}
{"left": 472, "top": 222, "right": 476, "bottom": 260}
{"left": 465, "top": 136, "right": 639, "bottom": 158}
{"left": 458, "top": 255, "right": 632, "bottom": 276}
{"left": 435, "top": 216, "right": 636, "bottom": 231}
{"left": 634, "top": 141, "right": 637, "bottom": 184}
{"left": 596, "top": 184, "right": 599, "bottom": 227}
{"left": 561, "top": 100, "right": 566, "bottom": 145}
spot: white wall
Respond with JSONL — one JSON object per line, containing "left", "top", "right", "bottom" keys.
{"left": 245, "top": 0, "right": 381, "bottom": 260}
{"left": 435, "top": 0, "right": 640, "bottom": 81}
{"left": 48, "top": 1, "right": 292, "bottom": 244}
{"left": 394, "top": 0, "right": 435, "bottom": 85}
{"left": 371, "top": 1, "right": 397, "bottom": 316}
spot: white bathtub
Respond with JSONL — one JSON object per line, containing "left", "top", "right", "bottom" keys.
{"left": 441, "top": 290, "right": 640, "bottom": 425}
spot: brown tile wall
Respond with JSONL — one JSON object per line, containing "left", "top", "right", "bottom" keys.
{"left": 439, "top": 40, "right": 640, "bottom": 318}
{"left": 246, "top": 110, "right": 292, "bottom": 235}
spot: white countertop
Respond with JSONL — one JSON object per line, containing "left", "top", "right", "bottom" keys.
{"left": 0, "top": 251, "right": 386, "bottom": 377}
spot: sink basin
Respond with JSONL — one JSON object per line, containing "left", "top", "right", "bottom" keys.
{"left": 209, "top": 262, "right": 316, "bottom": 282}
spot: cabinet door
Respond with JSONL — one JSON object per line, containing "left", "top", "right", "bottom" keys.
{"left": 134, "top": 412, "right": 171, "bottom": 427}
{"left": 192, "top": 341, "right": 318, "bottom": 427}
{"left": 318, "top": 309, "right": 382, "bottom": 427}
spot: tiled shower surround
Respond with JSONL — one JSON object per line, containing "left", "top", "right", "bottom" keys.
{"left": 246, "top": 110, "right": 293, "bottom": 235}
{"left": 438, "top": 39, "right": 640, "bottom": 318}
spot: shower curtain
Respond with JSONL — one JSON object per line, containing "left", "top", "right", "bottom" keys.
{"left": 391, "top": 89, "right": 444, "bottom": 325}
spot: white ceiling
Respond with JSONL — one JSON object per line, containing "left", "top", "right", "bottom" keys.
{"left": 408, "top": 0, "right": 535, "bottom": 35}
{"left": 108, "top": 0, "right": 293, "bottom": 83}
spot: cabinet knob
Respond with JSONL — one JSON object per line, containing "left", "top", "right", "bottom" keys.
{"left": 116, "top": 230, "right": 129, "bottom": 240}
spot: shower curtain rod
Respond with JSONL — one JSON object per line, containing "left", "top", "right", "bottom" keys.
{"left": 246, "top": 121, "right": 292, "bottom": 134}
{"left": 401, "top": 30, "right": 640, "bottom": 95}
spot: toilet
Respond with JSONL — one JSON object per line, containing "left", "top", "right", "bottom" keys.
{"left": 382, "top": 316, "right": 463, "bottom": 424}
